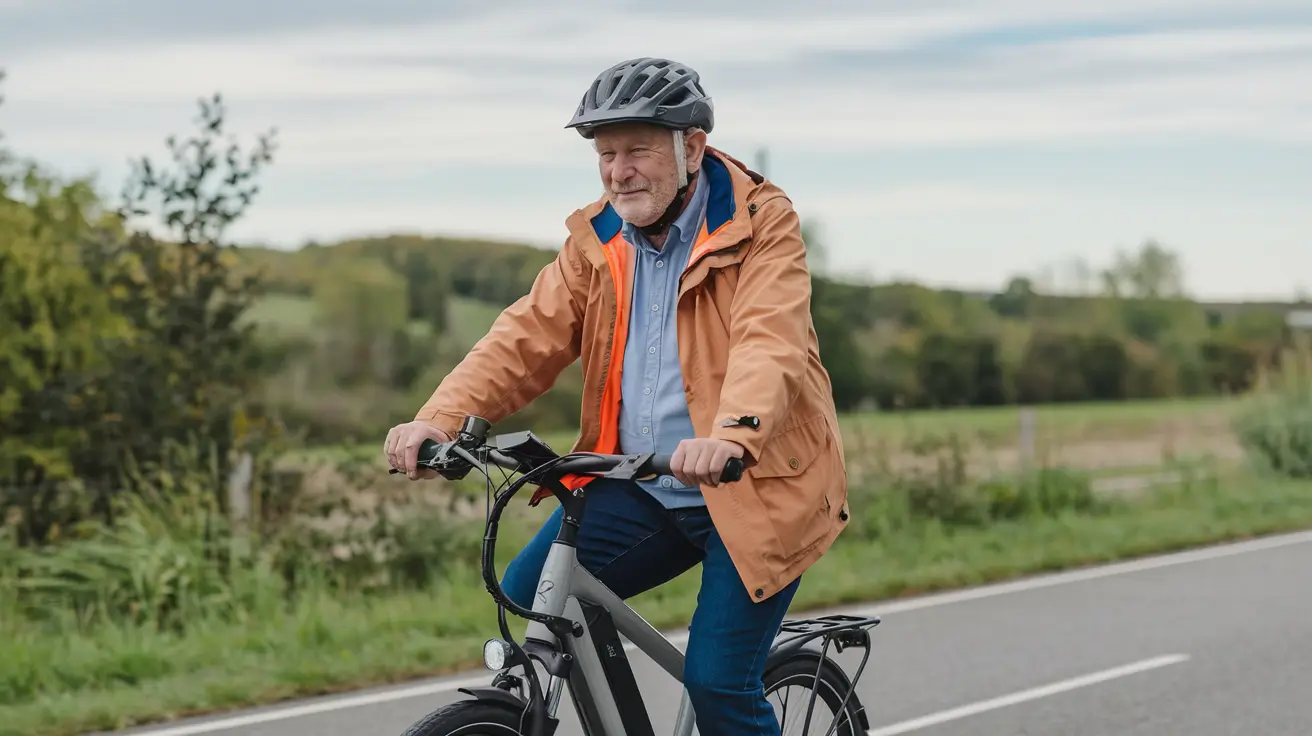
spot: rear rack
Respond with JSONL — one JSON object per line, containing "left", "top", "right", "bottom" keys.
{"left": 774, "top": 613, "right": 881, "bottom": 657}
{"left": 770, "top": 614, "right": 882, "bottom": 736}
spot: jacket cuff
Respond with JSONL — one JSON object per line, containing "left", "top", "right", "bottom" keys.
{"left": 413, "top": 408, "right": 464, "bottom": 438}
{"left": 710, "top": 414, "right": 765, "bottom": 466}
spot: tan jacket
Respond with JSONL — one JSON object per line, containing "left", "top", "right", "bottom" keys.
{"left": 415, "top": 147, "right": 848, "bottom": 602}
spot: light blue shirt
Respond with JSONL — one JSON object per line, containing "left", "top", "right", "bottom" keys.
{"left": 617, "top": 178, "right": 710, "bottom": 509}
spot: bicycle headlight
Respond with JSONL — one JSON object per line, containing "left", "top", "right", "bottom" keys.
{"left": 483, "top": 638, "right": 513, "bottom": 671}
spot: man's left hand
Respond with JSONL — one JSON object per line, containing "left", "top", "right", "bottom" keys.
{"left": 670, "top": 438, "right": 745, "bottom": 488}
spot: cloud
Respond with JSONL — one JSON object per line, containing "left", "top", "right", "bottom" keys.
{"left": 2, "top": 1, "right": 1309, "bottom": 298}
{"left": 800, "top": 182, "right": 1056, "bottom": 216}
{"left": 0, "top": 0, "right": 509, "bottom": 56}
{"left": 5, "top": 3, "right": 1309, "bottom": 177}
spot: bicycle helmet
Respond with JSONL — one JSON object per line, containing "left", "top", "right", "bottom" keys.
{"left": 565, "top": 57, "right": 715, "bottom": 139}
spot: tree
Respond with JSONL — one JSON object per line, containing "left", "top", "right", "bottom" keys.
{"left": 68, "top": 93, "right": 279, "bottom": 521}
{"left": 990, "top": 276, "right": 1037, "bottom": 319}
{"left": 800, "top": 217, "right": 828, "bottom": 276}
{"left": 1101, "top": 239, "right": 1186, "bottom": 299}
{"left": 0, "top": 69, "right": 10, "bottom": 176}
{"left": 0, "top": 169, "right": 131, "bottom": 543}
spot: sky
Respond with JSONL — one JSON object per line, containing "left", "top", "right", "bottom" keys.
{"left": 1, "top": 0, "right": 1310, "bottom": 300}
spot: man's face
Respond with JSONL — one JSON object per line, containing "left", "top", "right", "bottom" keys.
{"left": 594, "top": 123, "right": 701, "bottom": 226}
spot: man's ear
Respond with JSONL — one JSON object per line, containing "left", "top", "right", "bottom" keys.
{"left": 684, "top": 128, "right": 709, "bottom": 175}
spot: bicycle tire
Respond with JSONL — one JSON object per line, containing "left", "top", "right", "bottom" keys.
{"left": 762, "top": 653, "right": 867, "bottom": 736}
{"left": 399, "top": 699, "right": 527, "bottom": 736}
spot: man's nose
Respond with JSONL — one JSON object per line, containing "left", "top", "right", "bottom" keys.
{"left": 610, "top": 151, "right": 639, "bottom": 176}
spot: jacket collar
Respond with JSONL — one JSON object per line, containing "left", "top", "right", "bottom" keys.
{"left": 566, "top": 147, "right": 761, "bottom": 271}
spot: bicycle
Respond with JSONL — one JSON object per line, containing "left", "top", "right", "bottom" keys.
{"left": 392, "top": 415, "right": 879, "bottom": 736}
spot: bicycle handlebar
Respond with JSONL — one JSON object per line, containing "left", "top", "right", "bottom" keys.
{"left": 391, "top": 434, "right": 744, "bottom": 486}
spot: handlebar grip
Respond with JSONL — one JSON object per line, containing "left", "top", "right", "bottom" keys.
{"left": 416, "top": 438, "right": 442, "bottom": 465}
{"left": 648, "top": 455, "right": 744, "bottom": 484}
{"left": 388, "top": 438, "right": 445, "bottom": 475}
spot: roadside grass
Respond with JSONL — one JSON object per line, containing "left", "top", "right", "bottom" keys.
{"left": 4, "top": 468, "right": 1311, "bottom": 736}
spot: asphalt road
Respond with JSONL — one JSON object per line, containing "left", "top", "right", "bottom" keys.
{"left": 114, "top": 530, "right": 1312, "bottom": 736}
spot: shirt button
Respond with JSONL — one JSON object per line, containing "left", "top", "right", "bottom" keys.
{"left": 651, "top": 304, "right": 659, "bottom": 312}
{"left": 661, "top": 477, "right": 673, "bottom": 488}
{"left": 644, "top": 387, "right": 652, "bottom": 395}
{"left": 642, "top": 426, "right": 650, "bottom": 434}
{"left": 649, "top": 346, "right": 657, "bottom": 354}
{"left": 655, "top": 260, "right": 665, "bottom": 268}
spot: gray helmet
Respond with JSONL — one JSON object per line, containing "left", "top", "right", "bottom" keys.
{"left": 566, "top": 57, "right": 714, "bottom": 139}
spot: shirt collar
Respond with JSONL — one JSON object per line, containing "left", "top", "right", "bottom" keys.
{"left": 621, "top": 173, "right": 710, "bottom": 254}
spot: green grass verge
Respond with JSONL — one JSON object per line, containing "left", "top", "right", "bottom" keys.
{"left": 4, "top": 473, "right": 1311, "bottom": 736}
{"left": 836, "top": 395, "right": 1239, "bottom": 447}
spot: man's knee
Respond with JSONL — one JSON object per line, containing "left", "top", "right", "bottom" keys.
{"left": 500, "top": 550, "right": 541, "bottom": 610}
{"left": 497, "top": 507, "right": 563, "bottom": 610}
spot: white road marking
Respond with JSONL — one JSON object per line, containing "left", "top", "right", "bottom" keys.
{"left": 865, "top": 653, "right": 1191, "bottom": 735}
{"left": 128, "top": 529, "right": 1312, "bottom": 735}
{"left": 121, "top": 680, "right": 490, "bottom": 736}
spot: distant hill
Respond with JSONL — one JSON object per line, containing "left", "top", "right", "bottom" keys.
{"left": 236, "top": 234, "right": 558, "bottom": 308}
{"left": 232, "top": 233, "right": 1311, "bottom": 328}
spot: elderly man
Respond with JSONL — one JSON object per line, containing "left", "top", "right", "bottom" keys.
{"left": 384, "top": 57, "right": 849, "bottom": 735}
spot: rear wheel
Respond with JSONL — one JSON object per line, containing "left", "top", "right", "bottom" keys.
{"left": 763, "top": 654, "right": 867, "bottom": 736}
{"left": 399, "top": 699, "right": 526, "bottom": 736}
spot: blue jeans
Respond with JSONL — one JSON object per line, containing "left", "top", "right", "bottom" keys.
{"left": 502, "top": 479, "right": 801, "bottom": 736}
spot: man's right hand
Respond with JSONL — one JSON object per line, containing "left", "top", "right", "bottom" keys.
{"left": 384, "top": 421, "right": 452, "bottom": 480}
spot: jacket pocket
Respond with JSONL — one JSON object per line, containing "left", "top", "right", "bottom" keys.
{"left": 750, "top": 415, "right": 829, "bottom": 478}
{"left": 749, "top": 414, "right": 837, "bottom": 559}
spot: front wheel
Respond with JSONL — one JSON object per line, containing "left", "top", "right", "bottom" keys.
{"left": 763, "top": 654, "right": 868, "bottom": 736}
{"left": 400, "top": 699, "right": 527, "bottom": 736}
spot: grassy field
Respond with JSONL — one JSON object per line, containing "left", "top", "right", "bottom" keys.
{"left": 4, "top": 463, "right": 1312, "bottom": 736}
{"left": 839, "top": 395, "right": 1240, "bottom": 444}
{"left": 246, "top": 292, "right": 504, "bottom": 350}
{"left": 244, "top": 293, "right": 321, "bottom": 334}
{"left": 292, "top": 394, "right": 1243, "bottom": 501}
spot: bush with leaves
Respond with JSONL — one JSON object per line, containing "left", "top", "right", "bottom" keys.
{"left": 0, "top": 77, "right": 132, "bottom": 544}
{"left": 1232, "top": 339, "right": 1312, "bottom": 479}
{"left": 844, "top": 430, "right": 1102, "bottom": 541}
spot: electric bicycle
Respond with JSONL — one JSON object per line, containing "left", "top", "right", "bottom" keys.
{"left": 392, "top": 416, "right": 879, "bottom": 736}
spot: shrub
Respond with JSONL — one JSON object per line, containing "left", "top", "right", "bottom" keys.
{"left": 0, "top": 440, "right": 485, "bottom": 635}
{"left": 1233, "top": 340, "right": 1312, "bottom": 478}
{"left": 845, "top": 430, "right": 1101, "bottom": 540}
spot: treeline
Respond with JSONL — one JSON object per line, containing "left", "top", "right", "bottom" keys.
{"left": 809, "top": 256, "right": 1295, "bottom": 412}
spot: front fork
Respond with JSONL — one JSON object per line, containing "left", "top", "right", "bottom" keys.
{"left": 673, "top": 689, "right": 697, "bottom": 735}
